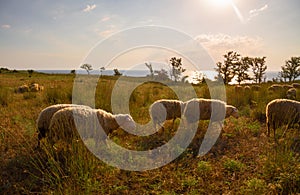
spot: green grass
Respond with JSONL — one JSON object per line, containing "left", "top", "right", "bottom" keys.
{"left": 0, "top": 72, "right": 299, "bottom": 194}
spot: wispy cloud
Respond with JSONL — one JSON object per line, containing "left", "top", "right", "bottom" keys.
{"left": 98, "top": 29, "right": 114, "bottom": 37}
{"left": 248, "top": 4, "right": 268, "bottom": 21}
{"left": 101, "top": 16, "right": 111, "bottom": 22}
{"left": 1, "top": 24, "right": 11, "bottom": 29}
{"left": 83, "top": 4, "right": 96, "bottom": 12}
{"left": 195, "top": 34, "right": 264, "bottom": 62}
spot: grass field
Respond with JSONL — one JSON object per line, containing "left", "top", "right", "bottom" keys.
{"left": 0, "top": 71, "right": 299, "bottom": 194}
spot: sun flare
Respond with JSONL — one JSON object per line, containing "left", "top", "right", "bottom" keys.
{"left": 211, "top": 0, "right": 232, "bottom": 6}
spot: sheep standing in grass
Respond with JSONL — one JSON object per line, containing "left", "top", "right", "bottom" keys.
{"left": 292, "top": 83, "right": 300, "bottom": 89}
{"left": 286, "top": 88, "right": 297, "bottom": 99}
{"left": 16, "top": 85, "right": 29, "bottom": 93}
{"left": 30, "top": 83, "right": 40, "bottom": 92}
{"left": 266, "top": 99, "right": 300, "bottom": 138}
{"left": 48, "top": 107, "right": 136, "bottom": 145}
{"left": 36, "top": 104, "right": 91, "bottom": 143}
{"left": 183, "top": 98, "right": 239, "bottom": 125}
{"left": 251, "top": 85, "right": 261, "bottom": 91}
{"left": 268, "top": 84, "right": 283, "bottom": 92}
{"left": 149, "top": 99, "right": 185, "bottom": 130}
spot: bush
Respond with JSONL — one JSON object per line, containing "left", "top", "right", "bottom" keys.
{"left": 0, "top": 86, "right": 10, "bottom": 106}
{"left": 44, "top": 87, "right": 72, "bottom": 104}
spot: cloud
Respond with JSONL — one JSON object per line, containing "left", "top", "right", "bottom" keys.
{"left": 248, "top": 4, "right": 268, "bottom": 20}
{"left": 101, "top": 16, "right": 111, "bottom": 22}
{"left": 98, "top": 30, "right": 114, "bottom": 37}
{"left": 195, "top": 34, "right": 264, "bottom": 62}
{"left": 83, "top": 4, "right": 96, "bottom": 12}
{"left": 1, "top": 24, "right": 11, "bottom": 29}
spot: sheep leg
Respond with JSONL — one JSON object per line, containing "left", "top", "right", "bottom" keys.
{"left": 266, "top": 119, "right": 270, "bottom": 137}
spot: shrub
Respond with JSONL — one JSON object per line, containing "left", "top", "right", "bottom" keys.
{"left": 223, "top": 159, "right": 245, "bottom": 173}
{"left": 0, "top": 86, "right": 10, "bottom": 106}
{"left": 241, "top": 178, "right": 267, "bottom": 195}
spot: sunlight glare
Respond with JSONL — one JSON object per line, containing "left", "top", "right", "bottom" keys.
{"left": 211, "top": 0, "right": 232, "bottom": 7}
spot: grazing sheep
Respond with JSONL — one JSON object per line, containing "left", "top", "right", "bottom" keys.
{"left": 183, "top": 98, "right": 239, "bottom": 124}
{"left": 16, "top": 85, "right": 29, "bottom": 93}
{"left": 292, "top": 83, "right": 300, "bottom": 89}
{"left": 286, "top": 88, "right": 297, "bottom": 99}
{"left": 235, "top": 85, "right": 244, "bottom": 93}
{"left": 251, "top": 85, "right": 261, "bottom": 91}
{"left": 266, "top": 99, "right": 300, "bottom": 138}
{"left": 36, "top": 104, "right": 91, "bottom": 143}
{"left": 244, "top": 85, "right": 251, "bottom": 92}
{"left": 30, "top": 83, "right": 39, "bottom": 92}
{"left": 282, "top": 85, "right": 293, "bottom": 90}
{"left": 149, "top": 99, "right": 185, "bottom": 130}
{"left": 38, "top": 85, "right": 44, "bottom": 91}
{"left": 48, "top": 107, "right": 136, "bottom": 145}
{"left": 268, "top": 84, "right": 283, "bottom": 92}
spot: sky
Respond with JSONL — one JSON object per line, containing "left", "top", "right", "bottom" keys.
{"left": 0, "top": 0, "right": 299, "bottom": 71}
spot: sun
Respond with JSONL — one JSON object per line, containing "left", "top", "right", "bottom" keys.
{"left": 211, "top": 0, "right": 232, "bottom": 7}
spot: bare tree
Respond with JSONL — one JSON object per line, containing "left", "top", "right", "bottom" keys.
{"left": 80, "top": 64, "right": 93, "bottom": 75}
{"left": 100, "top": 66, "right": 105, "bottom": 76}
{"left": 113, "top": 68, "right": 122, "bottom": 76}
{"left": 145, "top": 62, "right": 154, "bottom": 78}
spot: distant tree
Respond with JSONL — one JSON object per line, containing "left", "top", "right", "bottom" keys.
{"left": 145, "top": 62, "right": 154, "bottom": 78}
{"left": 100, "top": 67, "right": 105, "bottom": 76}
{"left": 80, "top": 64, "right": 93, "bottom": 75}
{"left": 192, "top": 71, "right": 205, "bottom": 84}
{"left": 27, "top": 69, "right": 34, "bottom": 77}
{"left": 279, "top": 57, "right": 300, "bottom": 82}
{"left": 181, "top": 75, "right": 189, "bottom": 83}
{"left": 215, "top": 51, "right": 240, "bottom": 84}
{"left": 154, "top": 69, "right": 169, "bottom": 81}
{"left": 113, "top": 68, "right": 122, "bottom": 76}
{"left": 250, "top": 57, "right": 267, "bottom": 84}
{"left": 169, "top": 57, "right": 186, "bottom": 82}
{"left": 70, "top": 69, "right": 76, "bottom": 74}
{"left": 235, "top": 57, "right": 251, "bottom": 85}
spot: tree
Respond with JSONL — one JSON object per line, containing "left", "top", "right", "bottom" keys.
{"left": 80, "top": 64, "right": 93, "bottom": 75}
{"left": 250, "top": 57, "right": 267, "bottom": 84}
{"left": 27, "top": 69, "right": 34, "bottom": 77}
{"left": 70, "top": 69, "right": 76, "bottom": 74}
{"left": 235, "top": 57, "right": 251, "bottom": 85}
{"left": 145, "top": 62, "right": 154, "bottom": 78}
{"left": 215, "top": 51, "right": 240, "bottom": 84}
{"left": 154, "top": 69, "right": 169, "bottom": 81}
{"left": 100, "top": 67, "right": 105, "bottom": 76}
{"left": 169, "top": 57, "right": 186, "bottom": 82}
{"left": 280, "top": 57, "right": 300, "bottom": 82}
{"left": 113, "top": 68, "right": 122, "bottom": 76}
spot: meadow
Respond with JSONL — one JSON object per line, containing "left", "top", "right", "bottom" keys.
{"left": 0, "top": 70, "right": 299, "bottom": 194}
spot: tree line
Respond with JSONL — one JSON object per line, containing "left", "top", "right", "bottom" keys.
{"left": 79, "top": 52, "right": 300, "bottom": 84}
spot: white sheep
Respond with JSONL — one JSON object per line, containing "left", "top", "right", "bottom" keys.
{"left": 286, "top": 88, "right": 297, "bottom": 99}
{"left": 251, "top": 85, "right": 261, "bottom": 91}
{"left": 149, "top": 99, "right": 185, "bottom": 130}
{"left": 268, "top": 84, "right": 283, "bottom": 92}
{"left": 16, "top": 84, "right": 29, "bottom": 93}
{"left": 266, "top": 99, "right": 300, "bottom": 138}
{"left": 30, "top": 83, "right": 40, "bottom": 92}
{"left": 48, "top": 107, "right": 136, "bottom": 146}
{"left": 36, "top": 104, "right": 91, "bottom": 143}
{"left": 292, "top": 83, "right": 300, "bottom": 89}
{"left": 183, "top": 98, "right": 239, "bottom": 125}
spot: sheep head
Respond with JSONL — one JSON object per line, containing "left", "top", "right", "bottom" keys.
{"left": 225, "top": 105, "right": 239, "bottom": 118}
{"left": 115, "top": 114, "right": 136, "bottom": 131}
